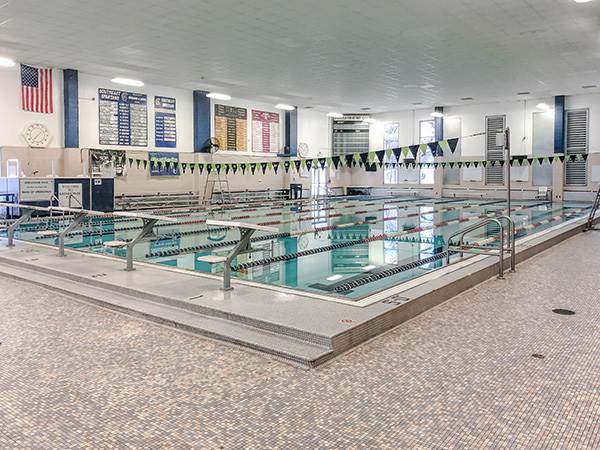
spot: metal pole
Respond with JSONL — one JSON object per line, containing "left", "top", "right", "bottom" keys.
{"left": 58, "top": 211, "right": 87, "bottom": 257}
{"left": 222, "top": 228, "right": 255, "bottom": 291}
{"left": 498, "top": 220, "right": 505, "bottom": 279}
{"left": 125, "top": 218, "right": 158, "bottom": 271}
{"left": 505, "top": 127, "right": 511, "bottom": 216}
{"left": 7, "top": 209, "right": 35, "bottom": 247}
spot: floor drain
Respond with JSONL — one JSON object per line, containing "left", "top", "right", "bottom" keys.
{"left": 552, "top": 309, "right": 575, "bottom": 316}
{"left": 531, "top": 353, "right": 545, "bottom": 359}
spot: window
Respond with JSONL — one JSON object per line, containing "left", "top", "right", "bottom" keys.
{"left": 6, "top": 159, "right": 19, "bottom": 178}
{"left": 383, "top": 123, "right": 399, "bottom": 185}
{"left": 419, "top": 120, "right": 435, "bottom": 184}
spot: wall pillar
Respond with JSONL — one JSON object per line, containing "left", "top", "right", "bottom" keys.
{"left": 554, "top": 95, "right": 565, "bottom": 154}
{"left": 193, "top": 90, "right": 211, "bottom": 152}
{"left": 63, "top": 69, "right": 79, "bottom": 148}
{"left": 283, "top": 109, "right": 298, "bottom": 156}
{"left": 552, "top": 160, "right": 564, "bottom": 202}
{"left": 433, "top": 106, "right": 444, "bottom": 198}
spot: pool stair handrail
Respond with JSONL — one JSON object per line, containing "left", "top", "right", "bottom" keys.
{"left": 585, "top": 186, "right": 600, "bottom": 231}
{"left": 445, "top": 215, "right": 515, "bottom": 279}
{"left": 0, "top": 202, "right": 53, "bottom": 247}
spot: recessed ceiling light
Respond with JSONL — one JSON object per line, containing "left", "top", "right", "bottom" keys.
{"left": 303, "top": 106, "right": 314, "bottom": 109}
{"left": 0, "top": 57, "right": 16, "bottom": 67}
{"left": 517, "top": 91, "right": 531, "bottom": 96}
{"left": 110, "top": 77, "right": 144, "bottom": 87}
{"left": 326, "top": 274, "right": 343, "bottom": 281}
{"left": 582, "top": 85, "right": 597, "bottom": 89}
{"left": 275, "top": 103, "right": 295, "bottom": 111}
{"left": 536, "top": 103, "right": 551, "bottom": 111}
{"left": 412, "top": 102, "right": 423, "bottom": 106}
{"left": 362, "top": 265, "right": 377, "bottom": 271}
{"left": 362, "top": 118, "right": 376, "bottom": 124}
{"left": 327, "top": 112, "right": 343, "bottom": 118}
{"left": 460, "top": 97, "right": 474, "bottom": 101}
{"left": 360, "top": 107, "right": 372, "bottom": 111}
{"left": 430, "top": 111, "right": 444, "bottom": 118}
{"left": 574, "top": 0, "right": 593, "bottom": 3}
{"left": 206, "top": 92, "right": 231, "bottom": 101}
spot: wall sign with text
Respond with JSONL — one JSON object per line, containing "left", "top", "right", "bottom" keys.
{"left": 154, "top": 96, "right": 176, "bottom": 148}
{"left": 214, "top": 104, "right": 247, "bottom": 151}
{"left": 98, "top": 88, "right": 148, "bottom": 147}
{"left": 252, "top": 110, "right": 280, "bottom": 153}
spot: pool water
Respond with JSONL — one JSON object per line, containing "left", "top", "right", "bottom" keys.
{"left": 10, "top": 196, "right": 590, "bottom": 300}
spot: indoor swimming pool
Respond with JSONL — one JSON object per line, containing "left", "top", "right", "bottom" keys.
{"left": 7, "top": 196, "right": 591, "bottom": 300}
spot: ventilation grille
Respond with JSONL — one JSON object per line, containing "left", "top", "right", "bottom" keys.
{"left": 565, "top": 109, "right": 588, "bottom": 186}
{"left": 485, "top": 115, "right": 505, "bottom": 185}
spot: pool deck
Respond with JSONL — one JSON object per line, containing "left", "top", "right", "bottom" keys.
{"left": 0, "top": 211, "right": 593, "bottom": 367}
{"left": 1, "top": 218, "right": 599, "bottom": 448}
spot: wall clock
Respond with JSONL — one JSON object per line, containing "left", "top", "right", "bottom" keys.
{"left": 23, "top": 123, "right": 51, "bottom": 148}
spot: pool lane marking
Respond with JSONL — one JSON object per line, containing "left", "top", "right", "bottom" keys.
{"left": 230, "top": 203, "right": 562, "bottom": 271}
{"left": 144, "top": 201, "right": 501, "bottom": 258}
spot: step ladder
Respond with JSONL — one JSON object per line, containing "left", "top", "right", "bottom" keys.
{"left": 202, "top": 170, "right": 232, "bottom": 205}
{"left": 585, "top": 186, "right": 600, "bottom": 231}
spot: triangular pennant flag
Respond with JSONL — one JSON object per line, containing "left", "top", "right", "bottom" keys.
{"left": 409, "top": 145, "right": 419, "bottom": 159}
{"left": 375, "top": 150, "right": 385, "bottom": 164}
{"left": 482, "top": 161, "right": 488, "bottom": 167}
{"left": 241, "top": 163, "right": 247, "bottom": 174}
{"left": 198, "top": 163, "right": 204, "bottom": 174}
{"left": 181, "top": 162, "right": 187, "bottom": 173}
{"left": 190, "top": 163, "right": 195, "bottom": 174}
{"left": 465, "top": 162, "right": 471, "bottom": 168}
{"left": 419, "top": 143, "right": 428, "bottom": 155}
{"left": 143, "top": 160, "right": 148, "bottom": 170}
{"left": 272, "top": 161, "right": 279, "bottom": 174}
{"left": 526, "top": 158, "right": 534, "bottom": 166}
{"left": 385, "top": 148, "right": 393, "bottom": 159}
{"left": 225, "top": 164, "right": 230, "bottom": 175}
{"left": 260, "top": 162, "right": 268, "bottom": 174}
{"left": 473, "top": 161, "right": 479, "bottom": 168}
{"left": 165, "top": 161, "right": 171, "bottom": 170}
{"left": 537, "top": 157, "right": 544, "bottom": 166}
{"left": 136, "top": 159, "right": 141, "bottom": 169}
{"left": 283, "top": 161, "right": 290, "bottom": 173}
{"left": 332, "top": 156, "right": 341, "bottom": 170}
{"left": 449, "top": 162, "right": 455, "bottom": 169}
{"left": 128, "top": 158, "right": 133, "bottom": 167}
{"left": 558, "top": 155, "right": 565, "bottom": 163}
{"left": 344, "top": 154, "right": 354, "bottom": 168}
{"left": 215, "top": 163, "right": 222, "bottom": 174}
{"left": 294, "top": 160, "right": 302, "bottom": 172}
{"left": 232, "top": 163, "right": 238, "bottom": 174}
{"left": 359, "top": 152, "right": 369, "bottom": 166}
{"left": 318, "top": 157, "right": 326, "bottom": 169}
{"left": 582, "top": 153, "right": 589, "bottom": 161}
{"left": 427, "top": 142, "right": 439, "bottom": 156}
{"left": 206, "top": 164, "right": 213, "bottom": 174}
{"left": 250, "top": 163, "right": 257, "bottom": 174}
{"left": 499, "top": 160, "right": 506, "bottom": 167}
{"left": 305, "top": 159, "right": 312, "bottom": 171}
{"left": 447, "top": 137, "right": 459, "bottom": 154}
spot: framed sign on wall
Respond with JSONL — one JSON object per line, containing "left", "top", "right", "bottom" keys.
{"left": 214, "top": 104, "right": 247, "bottom": 151}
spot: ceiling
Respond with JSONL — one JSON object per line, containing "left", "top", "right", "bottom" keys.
{"left": 1, "top": 0, "right": 600, "bottom": 112}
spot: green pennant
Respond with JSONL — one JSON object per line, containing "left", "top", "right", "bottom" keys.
{"left": 385, "top": 148, "right": 393, "bottom": 159}
{"left": 402, "top": 147, "right": 410, "bottom": 158}
{"left": 419, "top": 143, "right": 428, "bottom": 155}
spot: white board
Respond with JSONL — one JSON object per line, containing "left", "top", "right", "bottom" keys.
{"left": 510, "top": 166, "right": 529, "bottom": 182}
{"left": 591, "top": 165, "right": 600, "bottom": 182}
{"left": 19, "top": 179, "right": 54, "bottom": 202}
{"left": 462, "top": 167, "right": 483, "bottom": 182}
{"left": 58, "top": 183, "right": 83, "bottom": 208}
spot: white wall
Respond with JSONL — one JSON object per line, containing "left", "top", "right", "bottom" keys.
{"left": 0, "top": 65, "right": 63, "bottom": 148}
{"left": 297, "top": 109, "right": 330, "bottom": 158}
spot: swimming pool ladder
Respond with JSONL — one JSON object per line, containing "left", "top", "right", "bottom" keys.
{"left": 585, "top": 186, "right": 600, "bottom": 231}
{"left": 445, "top": 215, "right": 515, "bottom": 279}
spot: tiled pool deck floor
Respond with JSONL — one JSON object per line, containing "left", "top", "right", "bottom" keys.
{"left": 0, "top": 228, "right": 599, "bottom": 448}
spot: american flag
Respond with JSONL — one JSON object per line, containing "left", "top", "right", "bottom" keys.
{"left": 21, "top": 64, "right": 53, "bottom": 113}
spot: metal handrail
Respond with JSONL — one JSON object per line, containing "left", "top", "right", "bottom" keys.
{"left": 445, "top": 214, "right": 515, "bottom": 279}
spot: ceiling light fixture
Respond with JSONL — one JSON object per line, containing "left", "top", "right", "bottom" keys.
{"left": 536, "top": 103, "right": 551, "bottom": 111}
{"left": 110, "top": 77, "right": 144, "bottom": 87}
{"left": 327, "top": 112, "right": 343, "bottom": 118}
{"left": 430, "top": 111, "right": 444, "bottom": 118}
{"left": 582, "top": 85, "right": 597, "bottom": 89}
{"left": 573, "top": 0, "right": 593, "bottom": 3}
{"left": 0, "top": 57, "right": 16, "bottom": 67}
{"left": 275, "top": 103, "right": 295, "bottom": 111}
{"left": 517, "top": 91, "right": 531, "bottom": 96}
{"left": 206, "top": 92, "right": 232, "bottom": 101}
{"left": 460, "top": 97, "right": 474, "bottom": 101}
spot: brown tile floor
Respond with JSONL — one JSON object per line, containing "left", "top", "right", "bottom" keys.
{"left": 0, "top": 231, "right": 599, "bottom": 449}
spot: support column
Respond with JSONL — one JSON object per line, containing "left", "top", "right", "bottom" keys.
{"left": 283, "top": 109, "right": 298, "bottom": 156}
{"left": 63, "top": 69, "right": 79, "bottom": 148}
{"left": 553, "top": 96, "right": 566, "bottom": 202}
{"left": 193, "top": 90, "right": 211, "bottom": 152}
{"left": 433, "top": 106, "right": 444, "bottom": 199}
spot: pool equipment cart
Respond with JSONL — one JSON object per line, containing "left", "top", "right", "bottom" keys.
{"left": 445, "top": 215, "right": 515, "bottom": 279}
{"left": 199, "top": 220, "right": 278, "bottom": 291}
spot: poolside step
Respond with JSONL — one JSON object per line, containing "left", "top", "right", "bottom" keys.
{"left": 0, "top": 259, "right": 334, "bottom": 368}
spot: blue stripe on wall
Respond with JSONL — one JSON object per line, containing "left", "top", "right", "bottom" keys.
{"left": 63, "top": 69, "right": 79, "bottom": 148}
{"left": 193, "top": 90, "right": 211, "bottom": 152}
{"left": 554, "top": 95, "right": 565, "bottom": 154}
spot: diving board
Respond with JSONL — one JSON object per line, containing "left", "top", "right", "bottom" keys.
{"left": 204, "top": 219, "right": 278, "bottom": 291}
